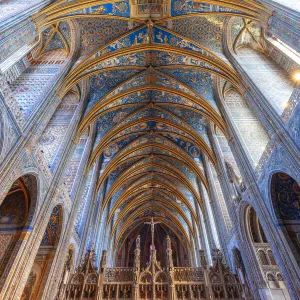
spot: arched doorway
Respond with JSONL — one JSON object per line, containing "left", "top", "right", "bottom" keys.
{"left": 21, "top": 205, "right": 63, "bottom": 300}
{"left": 0, "top": 175, "right": 37, "bottom": 279}
{"left": 245, "top": 206, "right": 291, "bottom": 298}
{"left": 271, "top": 172, "right": 300, "bottom": 259}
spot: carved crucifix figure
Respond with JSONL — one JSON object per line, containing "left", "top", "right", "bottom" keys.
{"left": 144, "top": 217, "right": 161, "bottom": 300}
{"left": 144, "top": 217, "right": 161, "bottom": 247}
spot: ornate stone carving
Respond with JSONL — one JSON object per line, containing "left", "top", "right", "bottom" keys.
{"left": 59, "top": 247, "right": 250, "bottom": 299}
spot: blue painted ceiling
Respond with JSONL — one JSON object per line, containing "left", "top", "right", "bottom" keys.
{"left": 39, "top": 0, "right": 267, "bottom": 249}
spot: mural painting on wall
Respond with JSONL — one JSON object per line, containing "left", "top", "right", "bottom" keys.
{"left": 41, "top": 205, "right": 61, "bottom": 247}
{"left": 271, "top": 172, "right": 300, "bottom": 220}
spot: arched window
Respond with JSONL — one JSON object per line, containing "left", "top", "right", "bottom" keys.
{"left": 246, "top": 205, "right": 291, "bottom": 296}
{"left": 267, "top": 250, "right": 277, "bottom": 265}
{"left": 257, "top": 250, "right": 269, "bottom": 266}
{"left": 248, "top": 207, "right": 267, "bottom": 243}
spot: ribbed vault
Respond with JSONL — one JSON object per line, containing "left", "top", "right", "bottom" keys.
{"left": 34, "top": 0, "right": 273, "bottom": 263}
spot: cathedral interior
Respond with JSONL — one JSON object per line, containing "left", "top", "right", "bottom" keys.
{"left": 0, "top": 0, "right": 299, "bottom": 299}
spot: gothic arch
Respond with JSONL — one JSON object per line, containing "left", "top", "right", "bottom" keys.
{"left": 244, "top": 205, "right": 290, "bottom": 292}
{"left": 0, "top": 174, "right": 38, "bottom": 285}
{"left": 270, "top": 172, "right": 300, "bottom": 265}
{"left": 236, "top": 201, "right": 272, "bottom": 297}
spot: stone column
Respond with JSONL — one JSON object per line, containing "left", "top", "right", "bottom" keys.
{"left": 94, "top": 178, "right": 109, "bottom": 259}
{"left": 77, "top": 156, "right": 103, "bottom": 260}
{"left": 199, "top": 250, "right": 212, "bottom": 299}
{"left": 133, "top": 236, "right": 140, "bottom": 300}
{"left": 197, "top": 179, "right": 217, "bottom": 250}
{"left": 193, "top": 198, "right": 210, "bottom": 264}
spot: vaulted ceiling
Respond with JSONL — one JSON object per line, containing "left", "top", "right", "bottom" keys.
{"left": 34, "top": 0, "right": 271, "bottom": 254}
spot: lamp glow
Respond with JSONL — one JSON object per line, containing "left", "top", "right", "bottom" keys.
{"left": 295, "top": 73, "right": 300, "bottom": 81}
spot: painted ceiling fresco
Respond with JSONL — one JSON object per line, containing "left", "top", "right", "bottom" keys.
{"left": 33, "top": 0, "right": 272, "bottom": 251}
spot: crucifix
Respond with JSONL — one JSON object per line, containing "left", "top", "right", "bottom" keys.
{"left": 144, "top": 217, "right": 161, "bottom": 247}
{"left": 144, "top": 217, "right": 161, "bottom": 300}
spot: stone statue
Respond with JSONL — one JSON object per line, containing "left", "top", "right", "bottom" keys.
{"left": 225, "top": 161, "right": 246, "bottom": 202}
{"left": 100, "top": 250, "right": 107, "bottom": 272}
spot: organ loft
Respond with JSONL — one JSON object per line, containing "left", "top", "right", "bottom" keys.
{"left": 0, "top": 0, "right": 299, "bottom": 300}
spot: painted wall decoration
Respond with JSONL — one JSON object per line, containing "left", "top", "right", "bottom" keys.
{"left": 0, "top": 0, "right": 299, "bottom": 296}
{"left": 63, "top": 136, "right": 88, "bottom": 197}
{"left": 268, "top": 11, "right": 300, "bottom": 53}
{"left": 39, "top": 92, "right": 79, "bottom": 169}
{"left": 215, "top": 127, "right": 241, "bottom": 178}
{"left": 223, "top": 89, "right": 269, "bottom": 164}
{"left": 0, "top": 98, "right": 19, "bottom": 162}
{"left": 236, "top": 47, "right": 294, "bottom": 117}
{"left": 0, "top": 190, "right": 27, "bottom": 227}
{"left": 10, "top": 65, "right": 61, "bottom": 120}
{"left": 41, "top": 206, "right": 61, "bottom": 247}
{"left": 288, "top": 100, "right": 300, "bottom": 148}
{"left": 163, "top": 106, "right": 210, "bottom": 144}
{"left": 21, "top": 269, "right": 37, "bottom": 300}
{"left": 210, "top": 164, "right": 232, "bottom": 231}
{"left": 0, "top": 20, "right": 36, "bottom": 64}
{"left": 0, "top": 0, "right": 43, "bottom": 23}
{"left": 75, "top": 168, "right": 94, "bottom": 238}
{"left": 271, "top": 173, "right": 300, "bottom": 221}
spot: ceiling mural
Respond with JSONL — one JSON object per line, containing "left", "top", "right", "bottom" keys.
{"left": 78, "top": 18, "right": 140, "bottom": 56}
{"left": 86, "top": 68, "right": 141, "bottom": 112}
{"left": 32, "top": 0, "right": 274, "bottom": 252}
{"left": 165, "top": 16, "right": 225, "bottom": 56}
{"left": 74, "top": 1, "right": 131, "bottom": 17}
